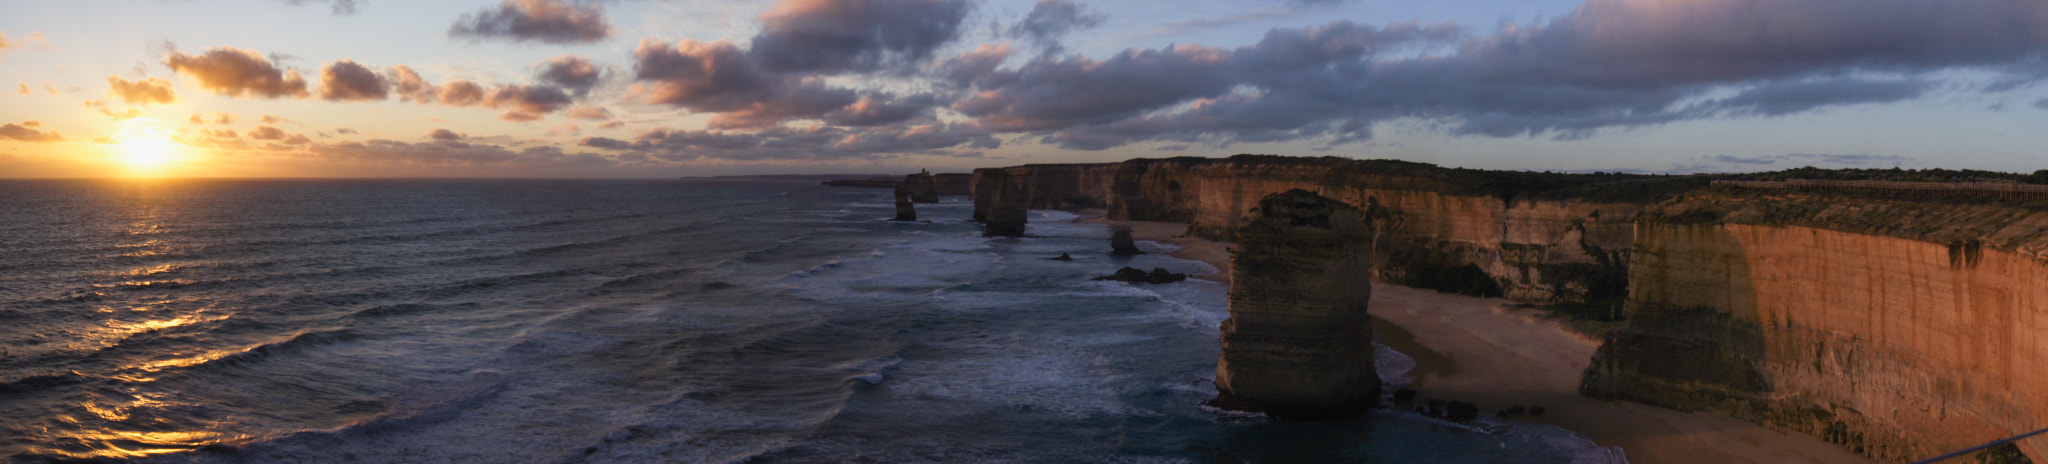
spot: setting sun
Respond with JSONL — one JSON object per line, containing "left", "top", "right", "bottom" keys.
{"left": 111, "top": 119, "right": 179, "bottom": 172}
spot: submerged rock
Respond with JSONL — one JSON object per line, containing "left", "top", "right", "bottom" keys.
{"left": 1109, "top": 226, "right": 1144, "bottom": 255}
{"left": 1213, "top": 189, "right": 1379, "bottom": 420}
{"left": 1046, "top": 253, "right": 1074, "bottom": 261}
{"left": 892, "top": 184, "right": 917, "bottom": 221}
{"left": 1093, "top": 266, "right": 1185, "bottom": 284}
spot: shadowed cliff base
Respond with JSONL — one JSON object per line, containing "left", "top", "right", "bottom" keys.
{"left": 971, "top": 155, "right": 2048, "bottom": 462}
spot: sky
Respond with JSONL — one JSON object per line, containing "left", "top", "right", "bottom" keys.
{"left": 2, "top": 0, "right": 2047, "bottom": 178}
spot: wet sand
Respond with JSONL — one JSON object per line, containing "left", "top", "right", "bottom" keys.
{"left": 1081, "top": 215, "right": 1876, "bottom": 464}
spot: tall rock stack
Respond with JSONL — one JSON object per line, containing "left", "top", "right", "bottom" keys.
{"left": 892, "top": 184, "right": 917, "bottom": 221}
{"left": 1214, "top": 189, "right": 1378, "bottom": 419}
{"left": 981, "top": 169, "right": 1028, "bottom": 236}
{"left": 903, "top": 169, "right": 940, "bottom": 203}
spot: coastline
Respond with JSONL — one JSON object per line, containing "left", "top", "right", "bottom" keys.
{"left": 1080, "top": 214, "right": 1876, "bottom": 464}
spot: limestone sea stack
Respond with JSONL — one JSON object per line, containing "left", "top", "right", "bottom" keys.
{"left": 892, "top": 184, "right": 917, "bottom": 221}
{"left": 981, "top": 169, "right": 1028, "bottom": 236}
{"left": 1109, "top": 226, "right": 1144, "bottom": 255}
{"left": 902, "top": 169, "right": 940, "bottom": 203}
{"left": 1214, "top": 189, "right": 1378, "bottom": 419}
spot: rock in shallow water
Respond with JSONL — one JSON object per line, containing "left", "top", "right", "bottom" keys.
{"left": 1213, "top": 189, "right": 1379, "bottom": 420}
{"left": 1093, "top": 266, "right": 1185, "bottom": 284}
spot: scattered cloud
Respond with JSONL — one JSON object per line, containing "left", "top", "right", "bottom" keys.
{"left": 536, "top": 55, "right": 601, "bottom": 96}
{"left": 0, "top": 31, "right": 50, "bottom": 57}
{"left": 0, "top": 121, "right": 62, "bottom": 142}
{"left": 107, "top": 76, "right": 177, "bottom": 105}
{"left": 565, "top": 106, "right": 611, "bottom": 120}
{"left": 283, "top": 0, "right": 361, "bottom": 15}
{"left": 261, "top": 114, "right": 292, "bottom": 124}
{"left": 449, "top": 0, "right": 612, "bottom": 45}
{"left": 598, "top": 120, "right": 624, "bottom": 129}
{"left": 164, "top": 47, "right": 310, "bottom": 99}
{"left": 428, "top": 128, "right": 465, "bottom": 140}
{"left": 188, "top": 113, "right": 239, "bottom": 125}
{"left": 1009, "top": 0, "right": 1103, "bottom": 52}
{"left": 317, "top": 59, "right": 390, "bottom": 101}
{"left": 748, "top": 0, "right": 972, "bottom": 74}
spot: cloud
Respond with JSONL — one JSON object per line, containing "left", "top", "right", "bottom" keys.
{"left": 391, "top": 65, "right": 437, "bottom": 104}
{"left": 188, "top": 113, "right": 239, "bottom": 125}
{"left": 261, "top": 114, "right": 292, "bottom": 124}
{"left": 566, "top": 106, "right": 611, "bottom": 120}
{"left": 484, "top": 84, "right": 573, "bottom": 121}
{"left": 536, "top": 55, "right": 601, "bottom": 96}
{"left": 428, "top": 128, "right": 465, "bottom": 140}
{"left": 748, "top": 0, "right": 972, "bottom": 74}
{"left": 107, "top": 76, "right": 177, "bottom": 105}
{"left": 249, "top": 126, "right": 289, "bottom": 140}
{"left": 317, "top": 59, "right": 390, "bottom": 101}
{"left": 16, "top": 83, "right": 27, "bottom": 94}
{"left": 0, "top": 122, "right": 61, "bottom": 142}
{"left": 1010, "top": 0, "right": 1104, "bottom": 51}
{"left": 164, "top": 47, "right": 310, "bottom": 99}
{"left": 0, "top": 31, "right": 49, "bottom": 57}
{"left": 1706, "top": 152, "right": 1915, "bottom": 167}
{"left": 311, "top": 139, "right": 608, "bottom": 167}
{"left": 283, "top": 0, "right": 361, "bottom": 15}
{"left": 449, "top": 0, "right": 612, "bottom": 45}
{"left": 630, "top": 38, "right": 940, "bottom": 128}
{"left": 588, "top": 122, "right": 994, "bottom": 161}
{"left": 598, "top": 120, "right": 624, "bottom": 129}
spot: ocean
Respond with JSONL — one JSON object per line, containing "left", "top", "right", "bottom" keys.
{"left": 0, "top": 179, "right": 1620, "bottom": 463}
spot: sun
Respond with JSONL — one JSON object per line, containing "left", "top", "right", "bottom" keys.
{"left": 112, "top": 119, "right": 181, "bottom": 172}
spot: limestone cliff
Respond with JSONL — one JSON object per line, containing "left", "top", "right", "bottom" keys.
{"left": 933, "top": 173, "right": 973, "bottom": 196}
{"left": 1583, "top": 192, "right": 2048, "bottom": 462}
{"left": 892, "top": 184, "right": 916, "bottom": 221}
{"left": 1214, "top": 189, "right": 1380, "bottom": 419}
{"left": 902, "top": 170, "right": 940, "bottom": 203}
{"left": 966, "top": 155, "right": 2048, "bottom": 462}
{"left": 976, "top": 168, "right": 1027, "bottom": 236}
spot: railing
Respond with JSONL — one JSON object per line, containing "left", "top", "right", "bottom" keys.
{"left": 1712, "top": 179, "right": 2048, "bottom": 200}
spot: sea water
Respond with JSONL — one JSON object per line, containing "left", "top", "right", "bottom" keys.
{"left": 0, "top": 179, "right": 1621, "bottom": 463}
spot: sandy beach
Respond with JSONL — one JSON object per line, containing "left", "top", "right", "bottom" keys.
{"left": 1081, "top": 215, "right": 1875, "bottom": 464}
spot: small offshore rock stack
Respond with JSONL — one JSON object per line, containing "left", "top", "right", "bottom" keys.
{"left": 902, "top": 169, "right": 940, "bottom": 203}
{"left": 892, "top": 184, "right": 917, "bottom": 221}
{"left": 1109, "top": 226, "right": 1144, "bottom": 255}
{"left": 982, "top": 169, "right": 1028, "bottom": 236}
{"left": 1214, "top": 189, "right": 1378, "bottom": 419}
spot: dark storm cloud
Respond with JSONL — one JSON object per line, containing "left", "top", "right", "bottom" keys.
{"left": 449, "top": 0, "right": 612, "bottom": 45}
{"left": 748, "top": 0, "right": 971, "bottom": 74}
{"left": 536, "top": 55, "right": 601, "bottom": 96}
{"left": 317, "top": 60, "right": 390, "bottom": 101}
{"left": 0, "top": 121, "right": 61, "bottom": 142}
{"left": 107, "top": 76, "right": 177, "bottom": 105}
{"left": 163, "top": 47, "right": 310, "bottom": 99}
{"left": 1010, "top": 0, "right": 1104, "bottom": 51}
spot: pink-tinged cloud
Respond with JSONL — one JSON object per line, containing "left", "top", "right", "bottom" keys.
{"left": 261, "top": 114, "right": 292, "bottom": 124}
{"left": 598, "top": 120, "right": 624, "bottom": 129}
{"left": 15, "top": 83, "right": 27, "bottom": 94}
{"left": 317, "top": 59, "right": 389, "bottom": 101}
{"left": 749, "top": 0, "right": 972, "bottom": 73}
{"left": 107, "top": 76, "right": 177, "bottom": 105}
{"left": 164, "top": 47, "right": 310, "bottom": 99}
{"left": 566, "top": 106, "right": 611, "bottom": 120}
{"left": 449, "top": 0, "right": 611, "bottom": 44}
{"left": 433, "top": 80, "right": 573, "bottom": 121}
{"left": 391, "top": 65, "right": 436, "bottom": 104}
{"left": 0, "top": 121, "right": 62, "bottom": 142}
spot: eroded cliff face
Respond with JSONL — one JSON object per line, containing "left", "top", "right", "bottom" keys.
{"left": 1214, "top": 190, "right": 1380, "bottom": 419}
{"left": 974, "top": 157, "right": 1641, "bottom": 309}
{"left": 971, "top": 156, "right": 2048, "bottom": 461}
{"left": 1586, "top": 194, "right": 2048, "bottom": 462}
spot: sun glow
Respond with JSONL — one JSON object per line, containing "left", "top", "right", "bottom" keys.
{"left": 112, "top": 119, "right": 181, "bottom": 173}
